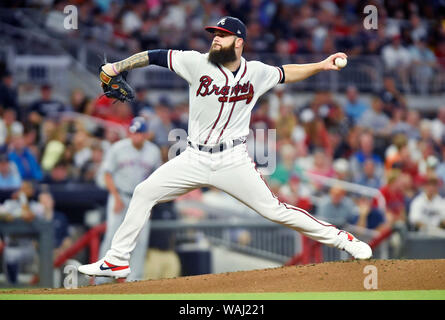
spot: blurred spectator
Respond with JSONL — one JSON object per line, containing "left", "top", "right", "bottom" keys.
{"left": 91, "top": 94, "right": 114, "bottom": 120}
{"left": 354, "top": 158, "right": 382, "bottom": 189}
{"left": 435, "top": 145, "right": 445, "bottom": 195}
{"left": 269, "top": 143, "right": 299, "bottom": 185}
{"left": 301, "top": 112, "right": 332, "bottom": 155}
{"left": 409, "top": 174, "right": 445, "bottom": 234}
{"left": 408, "top": 14, "right": 428, "bottom": 43}
{"left": 387, "top": 107, "right": 411, "bottom": 137}
{"left": 381, "top": 35, "right": 412, "bottom": 92}
{"left": 404, "top": 109, "right": 421, "bottom": 141}
{"left": 130, "top": 86, "right": 153, "bottom": 118}
{"left": 275, "top": 102, "right": 297, "bottom": 145}
{"left": 103, "top": 100, "right": 133, "bottom": 126}
{"left": 332, "top": 158, "right": 350, "bottom": 181}
{"left": 349, "top": 131, "right": 384, "bottom": 183}
{"left": 306, "top": 148, "right": 335, "bottom": 194}
{"left": 41, "top": 160, "right": 75, "bottom": 184}
{"left": 416, "top": 122, "right": 441, "bottom": 177}
{"left": 278, "top": 175, "right": 313, "bottom": 212}
{"left": 357, "top": 97, "right": 390, "bottom": 137}
{"left": 79, "top": 141, "right": 104, "bottom": 183}
{"left": 379, "top": 169, "right": 407, "bottom": 227}
{"left": 40, "top": 124, "right": 67, "bottom": 172}
{"left": 69, "top": 88, "right": 94, "bottom": 115}
{"left": 0, "top": 108, "right": 24, "bottom": 146}
{"left": 170, "top": 100, "right": 189, "bottom": 133}
{"left": 148, "top": 98, "right": 174, "bottom": 162}
{"left": 409, "top": 37, "right": 439, "bottom": 95}
{"left": 250, "top": 98, "right": 275, "bottom": 132}
{"left": 430, "top": 106, "right": 445, "bottom": 145}
{"left": 7, "top": 132, "right": 43, "bottom": 181}
{"left": 378, "top": 75, "right": 406, "bottom": 117}
{"left": 100, "top": 125, "right": 123, "bottom": 152}
{"left": 332, "top": 124, "right": 360, "bottom": 160}
{"left": 400, "top": 172, "right": 417, "bottom": 210}
{"left": 354, "top": 197, "right": 387, "bottom": 231}
{"left": 343, "top": 85, "right": 369, "bottom": 124}
{"left": 0, "top": 150, "right": 22, "bottom": 190}
{"left": 433, "top": 41, "right": 445, "bottom": 92}
{"left": 267, "top": 86, "right": 288, "bottom": 122}
{"left": 27, "top": 84, "right": 70, "bottom": 126}
{"left": 72, "top": 130, "right": 93, "bottom": 173}
{"left": 316, "top": 185, "right": 358, "bottom": 228}
{"left": 0, "top": 70, "right": 19, "bottom": 116}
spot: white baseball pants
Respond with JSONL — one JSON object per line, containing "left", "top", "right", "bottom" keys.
{"left": 105, "top": 143, "right": 344, "bottom": 266}
{"left": 100, "top": 193, "right": 150, "bottom": 281}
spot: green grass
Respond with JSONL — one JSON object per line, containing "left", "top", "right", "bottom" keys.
{"left": 1, "top": 290, "right": 445, "bottom": 300}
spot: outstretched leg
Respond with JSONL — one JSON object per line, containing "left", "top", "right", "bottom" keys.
{"left": 78, "top": 148, "right": 210, "bottom": 278}
{"left": 210, "top": 154, "right": 372, "bottom": 259}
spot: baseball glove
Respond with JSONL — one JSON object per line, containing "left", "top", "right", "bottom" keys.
{"left": 99, "top": 63, "right": 135, "bottom": 103}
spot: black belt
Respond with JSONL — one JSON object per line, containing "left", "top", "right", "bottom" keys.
{"left": 188, "top": 139, "right": 245, "bottom": 153}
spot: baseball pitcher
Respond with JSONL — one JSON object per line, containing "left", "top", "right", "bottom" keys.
{"left": 80, "top": 17, "right": 372, "bottom": 279}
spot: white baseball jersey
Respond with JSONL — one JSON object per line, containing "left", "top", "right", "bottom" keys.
{"left": 166, "top": 50, "right": 284, "bottom": 145}
{"left": 100, "top": 138, "right": 162, "bottom": 194}
{"left": 99, "top": 51, "right": 371, "bottom": 268}
{"left": 409, "top": 192, "right": 445, "bottom": 229}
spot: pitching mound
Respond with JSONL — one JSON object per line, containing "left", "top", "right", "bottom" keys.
{"left": 13, "top": 259, "right": 445, "bottom": 294}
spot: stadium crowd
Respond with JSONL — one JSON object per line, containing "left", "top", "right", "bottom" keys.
{"left": 34, "top": 0, "right": 445, "bottom": 94}
{"left": 0, "top": 0, "right": 445, "bottom": 283}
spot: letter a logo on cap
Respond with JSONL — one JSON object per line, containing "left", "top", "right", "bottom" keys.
{"left": 219, "top": 18, "right": 226, "bottom": 25}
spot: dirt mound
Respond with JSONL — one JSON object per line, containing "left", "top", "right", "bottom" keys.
{"left": 14, "top": 259, "right": 445, "bottom": 294}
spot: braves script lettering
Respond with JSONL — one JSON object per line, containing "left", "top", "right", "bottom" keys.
{"left": 196, "top": 75, "right": 254, "bottom": 104}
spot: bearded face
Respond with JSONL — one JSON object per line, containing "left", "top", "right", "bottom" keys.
{"left": 208, "top": 38, "right": 237, "bottom": 65}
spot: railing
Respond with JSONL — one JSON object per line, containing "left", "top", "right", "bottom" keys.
{"left": 0, "top": 220, "right": 54, "bottom": 288}
{"left": 303, "top": 172, "right": 387, "bottom": 211}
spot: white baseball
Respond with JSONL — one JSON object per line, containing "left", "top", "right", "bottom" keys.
{"left": 335, "top": 57, "right": 347, "bottom": 68}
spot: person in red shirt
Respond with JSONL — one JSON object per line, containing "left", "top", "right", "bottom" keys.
{"left": 379, "top": 169, "right": 407, "bottom": 226}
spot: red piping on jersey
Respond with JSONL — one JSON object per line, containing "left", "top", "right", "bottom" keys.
{"left": 248, "top": 157, "right": 336, "bottom": 228}
{"left": 216, "top": 101, "right": 236, "bottom": 144}
{"left": 169, "top": 50, "right": 174, "bottom": 72}
{"left": 204, "top": 64, "right": 228, "bottom": 145}
{"left": 215, "top": 62, "right": 248, "bottom": 144}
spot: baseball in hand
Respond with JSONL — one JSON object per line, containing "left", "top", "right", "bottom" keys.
{"left": 335, "top": 57, "right": 347, "bottom": 68}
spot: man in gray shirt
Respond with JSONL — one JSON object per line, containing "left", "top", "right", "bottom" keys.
{"left": 316, "top": 185, "right": 359, "bottom": 228}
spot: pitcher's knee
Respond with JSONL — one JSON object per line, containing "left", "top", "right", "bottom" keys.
{"left": 133, "top": 181, "right": 156, "bottom": 201}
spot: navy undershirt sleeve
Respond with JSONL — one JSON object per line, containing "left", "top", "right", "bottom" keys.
{"left": 279, "top": 65, "right": 285, "bottom": 84}
{"left": 148, "top": 49, "right": 169, "bottom": 68}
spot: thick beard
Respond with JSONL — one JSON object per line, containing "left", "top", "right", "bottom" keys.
{"left": 208, "top": 40, "right": 237, "bottom": 65}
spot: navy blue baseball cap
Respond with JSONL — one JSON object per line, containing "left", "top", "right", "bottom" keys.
{"left": 129, "top": 117, "right": 148, "bottom": 133}
{"left": 205, "top": 16, "right": 247, "bottom": 40}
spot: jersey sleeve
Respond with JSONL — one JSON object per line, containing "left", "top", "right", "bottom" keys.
{"left": 167, "top": 50, "right": 202, "bottom": 84}
{"left": 249, "top": 61, "right": 284, "bottom": 97}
